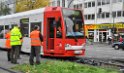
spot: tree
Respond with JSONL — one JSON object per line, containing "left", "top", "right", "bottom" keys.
{"left": 2, "top": 5, "right": 11, "bottom": 15}
{"left": 0, "top": 2, "right": 11, "bottom": 16}
{"left": 16, "top": 0, "right": 50, "bottom": 13}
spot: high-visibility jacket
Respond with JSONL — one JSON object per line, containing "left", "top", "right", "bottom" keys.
{"left": 5, "top": 32, "right": 11, "bottom": 49}
{"left": 30, "top": 30, "right": 42, "bottom": 46}
{"left": 10, "top": 26, "right": 22, "bottom": 46}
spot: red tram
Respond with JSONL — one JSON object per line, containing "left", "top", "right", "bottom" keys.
{"left": 0, "top": 7, "right": 85, "bottom": 57}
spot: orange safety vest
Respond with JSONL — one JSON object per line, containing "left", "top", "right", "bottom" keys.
{"left": 30, "top": 30, "right": 42, "bottom": 46}
{"left": 5, "top": 32, "right": 11, "bottom": 49}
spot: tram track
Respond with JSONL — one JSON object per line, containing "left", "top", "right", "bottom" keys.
{"left": 0, "top": 66, "right": 19, "bottom": 73}
{"left": 43, "top": 56, "right": 124, "bottom": 68}
{"left": 44, "top": 57, "right": 124, "bottom": 72}
{"left": 0, "top": 49, "right": 124, "bottom": 72}
{"left": 74, "top": 57, "right": 124, "bottom": 72}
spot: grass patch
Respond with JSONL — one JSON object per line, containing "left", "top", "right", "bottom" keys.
{"left": 12, "top": 60, "right": 119, "bottom": 73}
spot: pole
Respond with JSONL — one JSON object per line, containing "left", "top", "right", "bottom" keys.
{"left": 112, "top": 14, "right": 114, "bottom": 42}
{"left": 68, "top": 0, "right": 73, "bottom": 8}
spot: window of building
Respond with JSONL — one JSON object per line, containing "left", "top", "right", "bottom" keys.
{"left": 98, "top": 0, "right": 102, "bottom": 6}
{"left": 88, "top": 15, "right": 91, "bottom": 19}
{"left": 118, "top": 0, "right": 122, "bottom": 2}
{"left": 74, "top": 4, "right": 82, "bottom": 9}
{"left": 76, "top": 5, "right": 78, "bottom": 9}
{"left": 85, "top": 14, "right": 95, "bottom": 20}
{"left": 57, "top": 0, "right": 60, "bottom": 6}
{"left": 88, "top": 2, "right": 91, "bottom": 7}
{"left": 84, "top": 3, "right": 87, "bottom": 8}
{"left": 62, "top": 0, "right": 65, "bottom": 7}
{"left": 84, "top": 15, "right": 87, "bottom": 20}
{"left": 123, "top": 11, "right": 124, "bottom": 16}
{"left": 112, "top": 0, "right": 117, "bottom": 3}
{"left": 106, "top": 13, "right": 110, "bottom": 18}
{"left": 74, "top": 5, "right": 77, "bottom": 9}
{"left": 79, "top": 4, "right": 82, "bottom": 9}
{"left": 52, "top": 1, "right": 55, "bottom": 6}
{"left": 102, "top": 0, "right": 105, "bottom": 5}
{"left": 112, "top": 12, "right": 116, "bottom": 17}
{"left": 92, "top": 1, "right": 95, "bottom": 7}
{"left": 106, "top": 0, "right": 110, "bottom": 4}
{"left": 91, "top": 14, "right": 95, "bottom": 19}
{"left": 117, "top": 11, "right": 122, "bottom": 17}
{"left": 97, "top": 13, "right": 101, "bottom": 18}
{"left": 102, "top": 13, "right": 105, "bottom": 18}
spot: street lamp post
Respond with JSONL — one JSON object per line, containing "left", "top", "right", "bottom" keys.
{"left": 112, "top": 12, "right": 116, "bottom": 42}
{"left": 68, "top": 0, "right": 74, "bottom": 8}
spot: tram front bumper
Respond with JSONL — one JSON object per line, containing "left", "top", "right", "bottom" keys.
{"left": 65, "top": 44, "right": 85, "bottom": 51}
{"left": 65, "top": 44, "right": 85, "bottom": 55}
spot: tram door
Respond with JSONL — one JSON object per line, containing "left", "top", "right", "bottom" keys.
{"left": 47, "top": 18, "right": 56, "bottom": 51}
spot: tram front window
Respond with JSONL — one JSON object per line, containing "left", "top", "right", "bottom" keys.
{"left": 62, "top": 9, "right": 84, "bottom": 38}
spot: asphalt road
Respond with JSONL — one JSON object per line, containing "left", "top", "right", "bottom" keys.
{"left": 0, "top": 43, "right": 124, "bottom": 73}
{"left": 85, "top": 43, "right": 124, "bottom": 59}
{"left": 0, "top": 50, "right": 29, "bottom": 73}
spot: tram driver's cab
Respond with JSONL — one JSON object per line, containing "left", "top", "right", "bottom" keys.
{"left": 44, "top": 7, "right": 85, "bottom": 57}
{"left": 56, "top": 18, "right": 62, "bottom": 38}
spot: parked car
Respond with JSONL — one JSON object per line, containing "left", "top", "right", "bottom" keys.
{"left": 112, "top": 41, "right": 124, "bottom": 50}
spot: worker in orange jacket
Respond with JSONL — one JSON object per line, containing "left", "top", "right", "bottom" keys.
{"left": 29, "top": 25, "right": 43, "bottom": 65}
{"left": 5, "top": 29, "right": 11, "bottom": 61}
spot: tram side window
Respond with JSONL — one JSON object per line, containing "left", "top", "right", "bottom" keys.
{"left": 0, "top": 26, "right": 4, "bottom": 38}
{"left": 5, "top": 25, "right": 9, "bottom": 34}
{"left": 11, "top": 24, "right": 16, "bottom": 28}
{"left": 56, "top": 18, "right": 62, "bottom": 38}
{"left": 31, "top": 22, "right": 42, "bottom": 32}
{"left": 5, "top": 25, "right": 9, "bottom": 30}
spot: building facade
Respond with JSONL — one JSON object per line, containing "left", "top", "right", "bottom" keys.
{"left": 50, "top": 0, "right": 74, "bottom": 8}
{"left": 51, "top": 0, "right": 124, "bottom": 42}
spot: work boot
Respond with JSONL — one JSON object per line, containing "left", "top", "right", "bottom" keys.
{"left": 29, "top": 59, "right": 34, "bottom": 65}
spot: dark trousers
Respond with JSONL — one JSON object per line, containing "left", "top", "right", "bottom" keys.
{"left": 29, "top": 46, "right": 41, "bottom": 65}
{"left": 11, "top": 46, "right": 19, "bottom": 63}
{"left": 7, "top": 49, "right": 11, "bottom": 61}
{"left": 17, "top": 45, "right": 22, "bottom": 58}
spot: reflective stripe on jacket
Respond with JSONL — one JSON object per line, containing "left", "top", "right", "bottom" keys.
{"left": 10, "top": 26, "right": 22, "bottom": 46}
{"left": 30, "top": 30, "right": 41, "bottom": 46}
{"left": 5, "top": 32, "right": 11, "bottom": 49}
